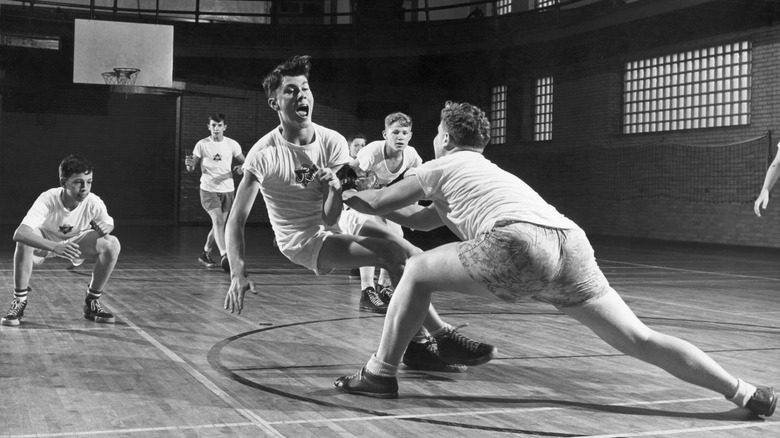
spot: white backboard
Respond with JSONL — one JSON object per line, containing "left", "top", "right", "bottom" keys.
{"left": 73, "top": 19, "right": 173, "bottom": 88}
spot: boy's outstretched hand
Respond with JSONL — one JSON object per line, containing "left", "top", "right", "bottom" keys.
{"left": 224, "top": 276, "right": 256, "bottom": 314}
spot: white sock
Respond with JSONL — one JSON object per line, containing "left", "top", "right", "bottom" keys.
{"left": 377, "top": 269, "right": 392, "bottom": 287}
{"left": 366, "top": 353, "right": 398, "bottom": 377}
{"left": 360, "top": 267, "right": 375, "bottom": 289}
{"left": 727, "top": 378, "right": 757, "bottom": 407}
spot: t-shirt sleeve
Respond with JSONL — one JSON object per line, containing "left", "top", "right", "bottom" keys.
{"left": 355, "top": 145, "right": 374, "bottom": 172}
{"left": 193, "top": 140, "right": 204, "bottom": 158}
{"left": 91, "top": 195, "right": 114, "bottom": 227}
{"left": 233, "top": 140, "right": 243, "bottom": 158}
{"left": 328, "top": 130, "right": 351, "bottom": 167}
{"left": 243, "top": 148, "right": 265, "bottom": 184}
{"left": 408, "top": 148, "right": 423, "bottom": 169}
{"left": 20, "top": 192, "right": 51, "bottom": 229}
{"left": 409, "top": 161, "right": 443, "bottom": 199}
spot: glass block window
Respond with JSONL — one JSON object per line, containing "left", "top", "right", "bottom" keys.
{"left": 490, "top": 85, "right": 507, "bottom": 144}
{"left": 535, "top": 0, "right": 558, "bottom": 9}
{"left": 534, "top": 76, "right": 554, "bottom": 141}
{"left": 496, "top": 0, "right": 512, "bottom": 15}
{"left": 623, "top": 41, "right": 751, "bottom": 134}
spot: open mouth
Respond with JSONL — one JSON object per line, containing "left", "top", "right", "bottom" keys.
{"left": 296, "top": 104, "right": 310, "bottom": 118}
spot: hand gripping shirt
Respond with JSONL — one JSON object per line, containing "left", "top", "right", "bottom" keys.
{"left": 21, "top": 187, "right": 114, "bottom": 242}
{"left": 193, "top": 136, "right": 243, "bottom": 193}
{"left": 355, "top": 140, "right": 423, "bottom": 187}
{"left": 243, "top": 124, "right": 350, "bottom": 253}
{"left": 409, "top": 151, "right": 577, "bottom": 241}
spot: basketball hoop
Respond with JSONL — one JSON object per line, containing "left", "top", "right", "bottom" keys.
{"left": 102, "top": 67, "right": 140, "bottom": 95}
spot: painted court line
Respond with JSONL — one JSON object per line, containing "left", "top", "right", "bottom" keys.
{"left": 108, "top": 299, "right": 286, "bottom": 438}
{"left": 601, "top": 259, "right": 780, "bottom": 281}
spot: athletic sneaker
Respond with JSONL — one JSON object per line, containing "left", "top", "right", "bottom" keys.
{"left": 378, "top": 284, "right": 394, "bottom": 305}
{"left": 403, "top": 339, "right": 467, "bottom": 372}
{"left": 83, "top": 299, "right": 115, "bottom": 324}
{"left": 359, "top": 286, "right": 387, "bottom": 314}
{"left": 220, "top": 255, "right": 230, "bottom": 273}
{"left": 334, "top": 367, "right": 398, "bottom": 398}
{"left": 746, "top": 386, "right": 777, "bottom": 417}
{"left": 434, "top": 326, "right": 496, "bottom": 366}
{"left": 198, "top": 251, "right": 217, "bottom": 268}
{"left": 1, "top": 298, "right": 27, "bottom": 326}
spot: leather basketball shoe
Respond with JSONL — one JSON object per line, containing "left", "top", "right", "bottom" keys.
{"left": 334, "top": 367, "right": 398, "bottom": 398}
{"left": 359, "top": 286, "right": 387, "bottom": 314}
{"left": 1, "top": 297, "right": 27, "bottom": 326}
{"left": 84, "top": 298, "right": 115, "bottom": 324}
{"left": 434, "top": 326, "right": 496, "bottom": 366}
{"left": 403, "top": 339, "right": 467, "bottom": 372}
{"left": 746, "top": 386, "right": 777, "bottom": 417}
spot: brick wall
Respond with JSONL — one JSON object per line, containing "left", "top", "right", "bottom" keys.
{"left": 488, "top": 25, "right": 780, "bottom": 247}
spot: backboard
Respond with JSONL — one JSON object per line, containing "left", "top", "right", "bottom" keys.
{"left": 73, "top": 19, "right": 173, "bottom": 89}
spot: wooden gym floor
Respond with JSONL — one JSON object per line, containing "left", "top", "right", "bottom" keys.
{"left": 0, "top": 224, "right": 777, "bottom": 438}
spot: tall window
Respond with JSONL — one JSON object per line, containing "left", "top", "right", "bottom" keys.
{"left": 534, "top": 76, "right": 554, "bottom": 141}
{"left": 623, "top": 41, "right": 751, "bottom": 134}
{"left": 496, "top": 0, "right": 512, "bottom": 15}
{"left": 490, "top": 85, "right": 507, "bottom": 144}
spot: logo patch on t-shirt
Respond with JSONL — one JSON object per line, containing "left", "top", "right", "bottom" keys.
{"left": 294, "top": 163, "right": 318, "bottom": 187}
{"left": 213, "top": 153, "right": 222, "bottom": 161}
{"left": 59, "top": 224, "right": 73, "bottom": 234}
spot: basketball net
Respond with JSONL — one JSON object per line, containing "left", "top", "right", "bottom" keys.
{"left": 102, "top": 67, "right": 140, "bottom": 96}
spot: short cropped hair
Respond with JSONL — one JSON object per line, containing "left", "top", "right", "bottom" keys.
{"left": 262, "top": 55, "right": 312, "bottom": 99}
{"left": 348, "top": 133, "right": 367, "bottom": 143}
{"left": 384, "top": 112, "right": 412, "bottom": 129}
{"left": 440, "top": 101, "right": 490, "bottom": 149}
{"left": 59, "top": 154, "right": 94, "bottom": 182}
{"left": 208, "top": 113, "right": 226, "bottom": 123}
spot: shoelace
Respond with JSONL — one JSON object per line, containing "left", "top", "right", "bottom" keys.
{"left": 366, "top": 288, "right": 385, "bottom": 306}
{"left": 441, "top": 324, "right": 483, "bottom": 353}
{"left": 6, "top": 299, "right": 25, "bottom": 316}
{"left": 90, "top": 299, "right": 106, "bottom": 314}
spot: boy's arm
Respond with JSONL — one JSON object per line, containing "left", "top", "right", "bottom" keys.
{"left": 13, "top": 224, "right": 82, "bottom": 261}
{"left": 224, "top": 171, "right": 259, "bottom": 314}
{"left": 343, "top": 176, "right": 427, "bottom": 217}
{"left": 384, "top": 204, "right": 443, "bottom": 231}
{"left": 232, "top": 145, "right": 246, "bottom": 175}
{"left": 755, "top": 142, "right": 780, "bottom": 217}
{"left": 316, "top": 167, "right": 343, "bottom": 226}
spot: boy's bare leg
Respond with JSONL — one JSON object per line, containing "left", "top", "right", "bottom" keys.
{"left": 13, "top": 243, "right": 36, "bottom": 291}
{"left": 561, "top": 289, "right": 739, "bottom": 396}
{"left": 207, "top": 209, "right": 228, "bottom": 255}
{"left": 373, "top": 242, "right": 495, "bottom": 366}
{"left": 76, "top": 231, "right": 121, "bottom": 291}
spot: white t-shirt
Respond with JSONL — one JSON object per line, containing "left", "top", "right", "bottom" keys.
{"left": 243, "top": 124, "right": 350, "bottom": 253}
{"left": 21, "top": 188, "right": 114, "bottom": 242}
{"left": 356, "top": 140, "right": 423, "bottom": 187}
{"left": 409, "top": 150, "right": 576, "bottom": 241}
{"left": 193, "top": 136, "right": 243, "bottom": 192}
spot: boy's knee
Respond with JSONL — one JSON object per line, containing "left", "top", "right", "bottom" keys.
{"left": 98, "top": 235, "right": 121, "bottom": 258}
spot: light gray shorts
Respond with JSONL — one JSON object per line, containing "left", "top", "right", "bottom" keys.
{"left": 457, "top": 221, "right": 611, "bottom": 307}
{"left": 200, "top": 190, "right": 234, "bottom": 214}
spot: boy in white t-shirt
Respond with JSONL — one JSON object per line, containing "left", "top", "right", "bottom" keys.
{"left": 185, "top": 113, "right": 245, "bottom": 272}
{"left": 223, "top": 56, "right": 495, "bottom": 372}
{"left": 335, "top": 101, "right": 776, "bottom": 418}
{"left": 339, "top": 114, "right": 422, "bottom": 314}
{"left": 2, "top": 155, "right": 121, "bottom": 326}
